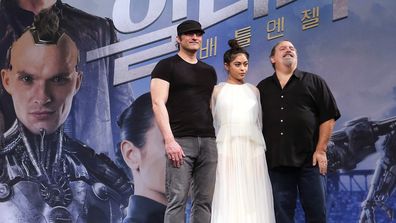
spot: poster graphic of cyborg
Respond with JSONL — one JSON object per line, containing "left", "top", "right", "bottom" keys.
{"left": 0, "top": 9, "right": 132, "bottom": 222}
{"left": 1, "top": 0, "right": 396, "bottom": 222}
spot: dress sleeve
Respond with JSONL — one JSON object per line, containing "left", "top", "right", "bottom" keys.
{"left": 211, "top": 86, "right": 218, "bottom": 117}
{"left": 246, "top": 84, "right": 263, "bottom": 130}
{"left": 253, "top": 84, "right": 263, "bottom": 130}
{"left": 211, "top": 83, "right": 225, "bottom": 134}
{"left": 256, "top": 92, "right": 263, "bottom": 131}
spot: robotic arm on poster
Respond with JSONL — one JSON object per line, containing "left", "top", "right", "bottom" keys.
{"left": 327, "top": 116, "right": 396, "bottom": 171}
{"left": 326, "top": 116, "right": 396, "bottom": 223}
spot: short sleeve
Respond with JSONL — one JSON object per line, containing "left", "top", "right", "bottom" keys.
{"left": 210, "top": 66, "right": 218, "bottom": 85}
{"left": 314, "top": 76, "right": 341, "bottom": 124}
{"left": 211, "top": 83, "right": 225, "bottom": 134}
{"left": 247, "top": 84, "right": 263, "bottom": 130}
{"left": 151, "top": 58, "right": 172, "bottom": 82}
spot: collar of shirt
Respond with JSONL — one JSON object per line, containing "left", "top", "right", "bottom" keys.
{"left": 270, "top": 68, "right": 303, "bottom": 89}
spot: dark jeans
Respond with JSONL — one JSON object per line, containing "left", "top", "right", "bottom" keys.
{"left": 164, "top": 137, "right": 217, "bottom": 223}
{"left": 269, "top": 165, "right": 327, "bottom": 223}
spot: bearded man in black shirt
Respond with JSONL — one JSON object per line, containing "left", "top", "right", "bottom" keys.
{"left": 150, "top": 20, "right": 217, "bottom": 223}
{"left": 257, "top": 40, "right": 340, "bottom": 223}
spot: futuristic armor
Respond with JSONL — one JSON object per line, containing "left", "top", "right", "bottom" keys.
{"left": 327, "top": 117, "right": 379, "bottom": 171}
{"left": 0, "top": 122, "right": 133, "bottom": 223}
{"left": 359, "top": 123, "right": 396, "bottom": 223}
{"left": 326, "top": 116, "right": 396, "bottom": 222}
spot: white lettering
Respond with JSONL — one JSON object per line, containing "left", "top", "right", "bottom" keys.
{"left": 333, "top": 0, "right": 348, "bottom": 21}
{"left": 199, "top": 0, "right": 248, "bottom": 29}
{"left": 88, "top": 0, "right": 349, "bottom": 85}
{"left": 254, "top": 0, "right": 268, "bottom": 18}
{"left": 276, "top": 0, "right": 296, "bottom": 8}
{"left": 113, "top": 0, "right": 166, "bottom": 33}
{"left": 173, "top": 0, "right": 187, "bottom": 21}
{"left": 114, "top": 26, "right": 177, "bottom": 85}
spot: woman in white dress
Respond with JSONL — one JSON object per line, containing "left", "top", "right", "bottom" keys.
{"left": 211, "top": 40, "right": 275, "bottom": 223}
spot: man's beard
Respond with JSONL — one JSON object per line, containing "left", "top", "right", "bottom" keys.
{"left": 283, "top": 57, "right": 295, "bottom": 68}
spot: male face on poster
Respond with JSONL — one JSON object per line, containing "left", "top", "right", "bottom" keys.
{"left": 0, "top": 10, "right": 132, "bottom": 223}
{"left": 0, "top": 0, "right": 134, "bottom": 158}
{"left": 1, "top": 29, "right": 81, "bottom": 134}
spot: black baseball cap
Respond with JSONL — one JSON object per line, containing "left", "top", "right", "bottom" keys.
{"left": 177, "top": 20, "right": 205, "bottom": 36}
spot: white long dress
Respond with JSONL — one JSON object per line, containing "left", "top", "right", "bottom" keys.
{"left": 211, "top": 82, "right": 275, "bottom": 223}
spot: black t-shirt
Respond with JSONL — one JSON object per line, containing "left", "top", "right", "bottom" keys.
{"left": 257, "top": 69, "right": 340, "bottom": 168}
{"left": 151, "top": 54, "right": 217, "bottom": 137}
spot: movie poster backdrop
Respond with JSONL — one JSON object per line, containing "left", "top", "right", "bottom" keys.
{"left": 1, "top": 0, "right": 396, "bottom": 222}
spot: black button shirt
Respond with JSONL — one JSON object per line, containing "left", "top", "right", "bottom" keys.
{"left": 257, "top": 69, "right": 340, "bottom": 168}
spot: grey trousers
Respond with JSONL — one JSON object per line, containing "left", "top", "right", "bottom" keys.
{"left": 164, "top": 137, "right": 217, "bottom": 223}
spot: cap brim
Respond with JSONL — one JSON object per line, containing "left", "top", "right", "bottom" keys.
{"left": 178, "top": 28, "right": 205, "bottom": 35}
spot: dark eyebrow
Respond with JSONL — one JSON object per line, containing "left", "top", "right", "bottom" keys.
{"left": 55, "top": 72, "right": 72, "bottom": 76}
{"left": 16, "top": 70, "right": 32, "bottom": 76}
{"left": 15, "top": 71, "right": 74, "bottom": 77}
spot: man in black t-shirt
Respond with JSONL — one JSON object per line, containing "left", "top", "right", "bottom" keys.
{"left": 257, "top": 40, "right": 340, "bottom": 223}
{"left": 150, "top": 20, "right": 217, "bottom": 223}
